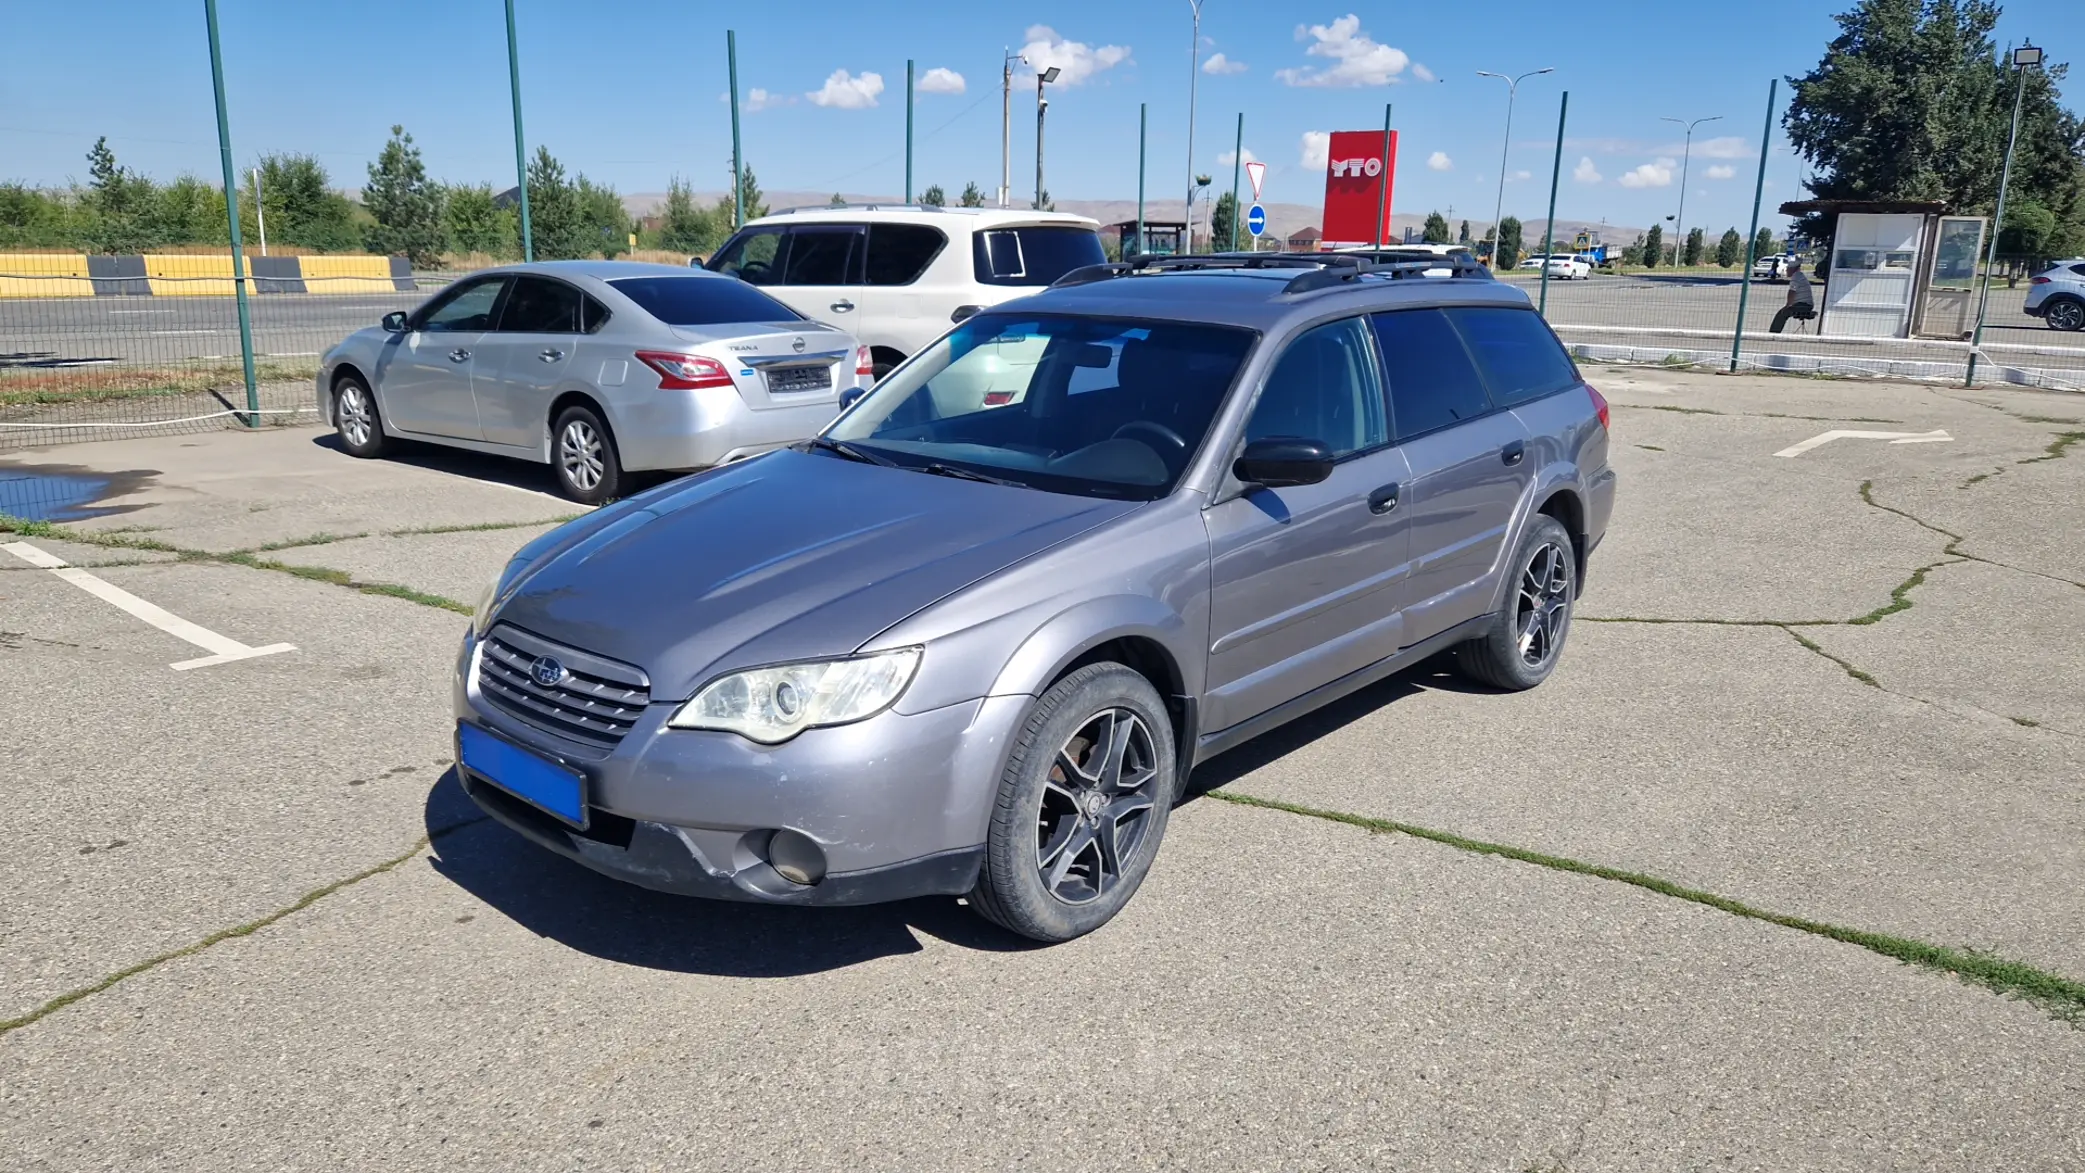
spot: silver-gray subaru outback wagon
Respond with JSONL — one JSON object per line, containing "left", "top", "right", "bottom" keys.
{"left": 454, "top": 253, "right": 1616, "bottom": 942}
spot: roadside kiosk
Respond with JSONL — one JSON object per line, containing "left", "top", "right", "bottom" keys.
{"left": 1109, "top": 220, "right": 1187, "bottom": 258}
{"left": 1778, "top": 200, "right": 1988, "bottom": 340}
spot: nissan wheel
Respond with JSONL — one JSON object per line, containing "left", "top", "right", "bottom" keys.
{"left": 552, "top": 404, "right": 623, "bottom": 505}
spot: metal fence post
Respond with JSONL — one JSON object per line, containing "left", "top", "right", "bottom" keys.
{"left": 1966, "top": 54, "right": 2033, "bottom": 388}
{"left": 504, "top": 0, "right": 533, "bottom": 261}
{"left": 201, "top": 0, "right": 258, "bottom": 425}
{"left": 1538, "top": 92, "right": 1567, "bottom": 316}
{"left": 728, "top": 30, "right": 744, "bottom": 228}
{"left": 905, "top": 60, "right": 915, "bottom": 203}
{"left": 1374, "top": 104, "right": 1392, "bottom": 246}
{"left": 1730, "top": 79, "right": 1777, "bottom": 373}
{"left": 1228, "top": 113, "right": 1243, "bottom": 252}
{"left": 1136, "top": 103, "right": 1146, "bottom": 257}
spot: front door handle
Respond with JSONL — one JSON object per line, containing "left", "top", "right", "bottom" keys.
{"left": 1367, "top": 482, "right": 1400, "bottom": 514}
{"left": 830, "top": 299, "right": 855, "bottom": 312}
{"left": 448, "top": 348, "right": 471, "bottom": 363}
{"left": 1501, "top": 439, "right": 1526, "bottom": 466}
{"left": 537, "top": 348, "right": 565, "bottom": 362}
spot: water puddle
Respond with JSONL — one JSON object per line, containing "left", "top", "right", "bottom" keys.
{"left": 0, "top": 464, "right": 157, "bottom": 523}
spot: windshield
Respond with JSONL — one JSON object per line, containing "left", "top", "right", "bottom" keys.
{"left": 822, "top": 313, "right": 1256, "bottom": 500}
{"left": 608, "top": 276, "right": 803, "bottom": 326}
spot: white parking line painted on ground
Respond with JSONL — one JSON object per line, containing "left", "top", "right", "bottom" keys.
{"left": 1773, "top": 429, "right": 1954, "bottom": 458}
{"left": 1, "top": 541, "right": 296, "bottom": 671}
{"left": 106, "top": 309, "right": 175, "bottom": 315}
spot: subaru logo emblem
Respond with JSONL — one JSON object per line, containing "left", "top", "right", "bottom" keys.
{"left": 530, "top": 656, "right": 567, "bottom": 688}
{"left": 792, "top": 336, "right": 806, "bottom": 353}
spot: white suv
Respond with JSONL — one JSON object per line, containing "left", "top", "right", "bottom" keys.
{"left": 705, "top": 206, "right": 1106, "bottom": 377}
{"left": 2024, "top": 259, "right": 2085, "bottom": 332}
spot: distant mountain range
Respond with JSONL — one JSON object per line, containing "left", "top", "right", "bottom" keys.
{"left": 622, "top": 189, "right": 1647, "bottom": 250}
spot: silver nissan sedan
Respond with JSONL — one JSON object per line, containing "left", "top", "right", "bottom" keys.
{"left": 317, "top": 261, "right": 871, "bottom": 503}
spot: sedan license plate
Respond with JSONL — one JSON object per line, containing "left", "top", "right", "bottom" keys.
{"left": 458, "top": 723, "right": 587, "bottom": 827}
{"left": 765, "top": 364, "right": 832, "bottom": 395}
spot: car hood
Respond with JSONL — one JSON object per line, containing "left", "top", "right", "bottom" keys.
{"left": 492, "top": 450, "right": 1139, "bottom": 699}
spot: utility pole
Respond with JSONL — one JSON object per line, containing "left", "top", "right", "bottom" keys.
{"left": 728, "top": 30, "right": 744, "bottom": 228}
{"left": 504, "top": 0, "right": 533, "bottom": 260}
{"left": 1185, "top": 0, "right": 1208, "bottom": 239}
{"left": 904, "top": 60, "right": 915, "bottom": 203}
{"left": 1000, "top": 50, "right": 1023, "bottom": 208}
{"left": 1476, "top": 67, "right": 1553, "bottom": 267}
{"left": 1035, "top": 67, "right": 1060, "bottom": 209}
{"left": 202, "top": 0, "right": 258, "bottom": 425}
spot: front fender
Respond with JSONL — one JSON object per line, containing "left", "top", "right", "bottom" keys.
{"left": 881, "top": 591, "right": 1198, "bottom": 717}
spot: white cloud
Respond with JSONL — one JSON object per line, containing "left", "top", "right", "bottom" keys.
{"left": 719, "top": 87, "right": 792, "bottom": 111}
{"left": 1695, "top": 136, "right": 1752, "bottom": 159}
{"left": 1573, "top": 157, "right": 1602, "bottom": 184}
{"left": 1300, "top": 130, "right": 1331, "bottom": 170}
{"left": 1217, "top": 147, "right": 1260, "bottom": 166}
{"left": 1705, "top": 164, "right": 1736, "bottom": 180}
{"left": 1427, "top": 151, "right": 1452, "bottom": 171}
{"left": 1618, "top": 158, "right": 1678, "bottom": 189}
{"left": 807, "top": 69, "right": 884, "bottom": 109}
{"left": 1412, "top": 63, "right": 1435, "bottom": 83}
{"left": 917, "top": 67, "right": 965, "bottom": 95}
{"left": 1510, "top": 169, "right": 1532, "bottom": 181}
{"left": 1202, "top": 52, "right": 1247, "bottom": 75}
{"left": 1019, "top": 25, "right": 1132, "bottom": 87}
{"left": 1274, "top": 15, "right": 1411, "bottom": 88}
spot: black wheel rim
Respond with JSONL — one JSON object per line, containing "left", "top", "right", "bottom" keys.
{"left": 1035, "top": 708, "right": 1159, "bottom": 906}
{"left": 2052, "top": 301, "right": 2084, "bottom": 331}
{"left": 1515, "top": 541, "right": 1573, "bottom": 668}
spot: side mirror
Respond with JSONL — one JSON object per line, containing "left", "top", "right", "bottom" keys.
{"left": 1233, "top": 437, "right": 1334, "bottom": 489}
{"left": 381, "top": 311, "right": 409, "bottom": 334}
{"left": 838, "top": 385, "right": 869, "bottom": 411}
{"left": 950, "top": 304, "right": 982, "bottom": 323}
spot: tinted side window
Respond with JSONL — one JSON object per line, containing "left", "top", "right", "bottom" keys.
{"left": 498, "top": 276, "right": 585, "bottom": 333}
{"left": 1371, "top": 309, "right": 1492, "bottom": 441}
{"left": 782, "top": 228, "right": 860, "bottom": 285}
{"left": 580, "top": 294, "right": 610, "bottom": 333}
{"left": 418, "top": 279, "right": 505, "bottom": 333}
{"left": 1245, "top": 318, "right": 1388, "bottom": 459}
{"left": 1445, "top": 306, "right": 1578, "bottom": 407}
{"left": 2070, "top": 263, "right": 2085, "bottom": 276}
{"left": 972, "top": 226, "right": 1108, "bottom": 286}
{"left": 708, "top": 228, "right": 787, "bottom": 285}
{"left": 865, "top": 224, "right": 946, "bottom": 285}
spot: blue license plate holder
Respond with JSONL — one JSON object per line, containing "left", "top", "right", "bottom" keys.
{"left": 458, "top": 723, "right": 589, "bottom": 829}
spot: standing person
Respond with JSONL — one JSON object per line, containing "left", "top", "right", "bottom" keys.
{"left": 1771, "top": 259, "right": 1816, "bottom": 333}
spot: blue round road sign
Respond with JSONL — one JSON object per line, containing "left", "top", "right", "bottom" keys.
{"left": 1246, "top": 203, "right": 1267, "bottom": 237}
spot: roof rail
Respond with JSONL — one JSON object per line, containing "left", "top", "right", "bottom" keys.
{"left": 1050, "top": 250, "right": 1491, "bottom": 293}
{"left": 767, "top": 202, "right": 954, "bottom": 216}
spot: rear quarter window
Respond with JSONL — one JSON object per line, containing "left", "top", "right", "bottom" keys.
{"left": 1444, "top": 306, "right": 1579, "bottom": 407}
{"left": 607, "top": 276, "right": 803, "bottom": 326}
{"left": 972, "top": 226, "right": 1106, "bottom": 287}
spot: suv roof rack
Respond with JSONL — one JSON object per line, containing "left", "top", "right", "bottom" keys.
{"left": 1051, "top": 251, "right": 1491, "bottom": 294}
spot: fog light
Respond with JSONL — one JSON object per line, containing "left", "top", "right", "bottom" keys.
{"left": 768, "top": 829, "right": 827, "bottom": 886}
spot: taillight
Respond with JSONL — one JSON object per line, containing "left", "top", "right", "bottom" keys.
{"left": 1587, "top": 384, "right": 1610, "bottom": 430}
{"left": 2030, "top": 276, "right": 2051, "bottom": 284}
{"left": 635, "top": 350, "right": 733, "bottom": 390}
{"left": 855, "top": 345, "right": 875, "bottom": 378}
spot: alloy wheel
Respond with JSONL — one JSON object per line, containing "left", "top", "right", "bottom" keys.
{"left": 1035, "top": 708, "right": 1160, "bottom": 906}
{"left": 338, "top": 385, "right": 372, "bottom": 447}
{"left": 1515, "top": 541, "right": 1573, "bottom": 668}
{"left": 2050, "top": 300, "right": 2085, "bottom": 332}
{"left": 559, "top": 421, "right": 605, "bottom": 491}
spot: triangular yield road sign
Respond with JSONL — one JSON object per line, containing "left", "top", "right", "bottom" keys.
{"left": 1245, "top": 161, "right": 1266, "bottom": 201}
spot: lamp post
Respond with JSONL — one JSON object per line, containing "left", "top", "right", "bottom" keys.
{"left": 1659, "top": 114, "right": 1722, "bottom": 267}
{"left": 1185, "top": 0, "right": 1208, "bottom": 239}
{"left": 1476, "top": 67, "right": 1553, "bottom": 267}
{"left": 1035, "top": 66, "right": 1060, "bottom": 210}
{"left": 1967, "top": 42, "right": 2044, "bottom": 387}
{"left": 1000, "top": 49, "right": 1025, "bottom": 208}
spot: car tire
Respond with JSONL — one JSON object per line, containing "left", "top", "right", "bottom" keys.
{"left": 551, "top": 404, "right": 623, "bottom": 505}
{"left": 332, "top": 373, "right": 388, "bottom": 458}
{"left": 969, "top": 662, "right": 1178, "bottom": 944}
{"left": 2045, "top": 298, "right": 2085, "bottom": 332}
{"left": 1454, "top": 514, "right": 1577, "bottom": 692}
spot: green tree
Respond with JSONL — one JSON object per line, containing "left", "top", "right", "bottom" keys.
{"left": 920, "top": 183, "right": 947, "bottom": 206}
{"left": 524, "top": 146, "right": 588, "bottom": 258}
{"left": 1753, "top": 227, "right": 1777, "bottom": 259}
{"left": 658, "top": 176, "right": 721, "bottom": 255}
{"left": 575, "top": 174, "right": 629, "bottom": 258}
{"left": 256, "top": 153, "right": 358, "bottom": 251}
{"left": 1496, "top": 216, "right": 1524, "bottom": 268}
{"left": 154, "top": 176, "right": 226, "bottom": 248}
{"left": 1641, "top": 224, "right": 1663, "bottom": 269}
{"left": 1422, "top": 210, "right": 1451, "bottom": 243}
{"left": 1622, "top": 234, "right": 1646, "bottom": 266}
{"left": 443, "top": 183, "right": 516, "bottom": 257}
{"left": 1210, "top": 191, "right": 1238, "bottom": 248}
{"left": 1682, "top": 226, "right": 1705, "bottom": 267}
{"left": 1715, "top": 227, "right": 1743, "bottom": 267}
{"left": 1034, "top": 188, "right": 1056, "bottom": 213}
{"left": 0, "top": 183, "right": 78, "bottom": 249}
{"left": 362, "top": 125, "right": 446, "bottom": 265}
{"left": 1457, "top": 219, "right": 1471, "bottom": 245}
{"left": 83, "top": 136, "right": 157, "bottom": 253}
{"left": 959, "top": 181, "right": 985, "bottom": 207}
{"left": 829, "top": 192, "right": 847, "bottom": 206}
{"left": 1996, "top": 199, "right": 2057, "bottom": 258}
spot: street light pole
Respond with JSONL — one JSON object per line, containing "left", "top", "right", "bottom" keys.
{"left": 1660, "top": 114, "right": 1722, "bottom": 267}
{"left": 1035, "top": 66, "right": 1060, "bottom": 210}
{"left": 1967, "top": 43, "right": 2043, "bottom": 387}
{"left": 1000, "top": 49, "right": 1024, "bottom": 208}
{"left": 1186, "top": 0, "right": 1207, "bottom": 240}
{"left": 1476, "top": 67, "right": 1552, "bottom": 267}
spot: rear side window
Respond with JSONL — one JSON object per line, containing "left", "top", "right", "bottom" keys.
{"left": 608, "top": 276, "right": 803, "bottom": 326}
{"left": 973, "top": 226, "right": 1107, "bottom": 286}
{"left": 782, "top": 228, "right": 861, "bottom": 285}
{"left": 498, "top": 276, "right": 588, "bottom": 333}
{"left": 1444, "top": 307, "right": 1579, "bottom": 407}
{"left": 866, "top": 224, "right": 947, "bottom": 285}
{"left": 2070, "top": 264, "right": 2085, "bottom": 276}
{"left": 1371, "top": 309, "right": 1492, "bottom": 441}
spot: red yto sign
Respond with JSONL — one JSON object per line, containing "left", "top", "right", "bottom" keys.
{"left": 1320, "top": 129, "right": 1399, "bottom": 246}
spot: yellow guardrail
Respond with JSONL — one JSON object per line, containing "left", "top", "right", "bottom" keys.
{"left": 298, "top": 255, "right": 395, "bottom": 293}
{"left": 144, "top": 254, "right": 238, "bottom": 296}
{"left": 0, "top": 253, "right": 92, "bottom": 298}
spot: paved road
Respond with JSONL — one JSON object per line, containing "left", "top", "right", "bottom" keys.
{"left": 2, "top": 371, "right": 2082, "bottom": 1168}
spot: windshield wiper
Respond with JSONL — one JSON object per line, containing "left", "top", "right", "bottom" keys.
{"left": 920, "top": 463, "right": 1026, "bottom": 488}
{"left": 804, "top": 436, "right": 896, "bottom": 467}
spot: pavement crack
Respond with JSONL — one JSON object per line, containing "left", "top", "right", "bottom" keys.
{"left": 2018, "top": 430, "right": 2085, "bottom": 465}
{"left": 0, "top": 814, "right": 491, "bottom": 1040}
{"left": 1205, "top": 791, "right": 2085, "bottom": 1027}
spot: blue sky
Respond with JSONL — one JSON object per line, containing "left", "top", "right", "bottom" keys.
{"left": 1, "top": 0, "right": 2075, "bottom": 233}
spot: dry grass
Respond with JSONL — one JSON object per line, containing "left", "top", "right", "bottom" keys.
{"left": 0, "top": 360, "right": 321, "bottom": 407}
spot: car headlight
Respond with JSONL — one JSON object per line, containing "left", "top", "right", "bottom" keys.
{"left": 667, "top": 648, "right": 922, "bottom": 744}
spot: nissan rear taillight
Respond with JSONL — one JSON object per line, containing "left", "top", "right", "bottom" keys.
{"left": 635, "top": 350, "right": 734, "bottom": 390}
{"left": 1587, "top": 384, "right": 1610, "bottom": 430}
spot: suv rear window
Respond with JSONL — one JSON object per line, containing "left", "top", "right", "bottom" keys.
{"left": 972, "top": 226, "right": 1106, "bottom": 287}
{"left": 608, "top": 276, "right": 803, "bottom": 326}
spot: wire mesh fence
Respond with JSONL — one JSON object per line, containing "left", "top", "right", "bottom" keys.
{"left": 1, "top": 265, "right": 454, "bottom": 450}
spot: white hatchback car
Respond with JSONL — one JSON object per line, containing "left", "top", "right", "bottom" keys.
{"left": 705, "top": 206, "right": 1106, "bottom": 382}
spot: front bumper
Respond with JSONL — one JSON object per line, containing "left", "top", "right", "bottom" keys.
{"left": 452, "top": 632, "right": 1026, "bottom": 905}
